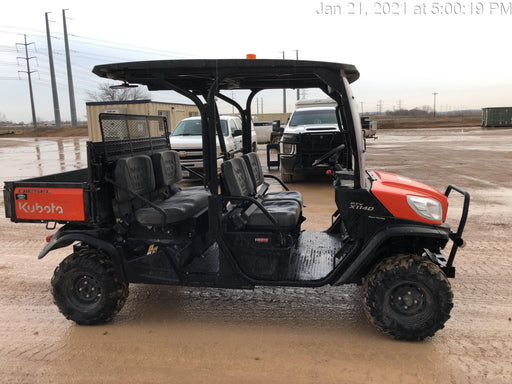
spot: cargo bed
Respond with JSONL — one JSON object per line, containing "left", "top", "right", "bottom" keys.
{"left": 3, "top": 114, "right": 171, "bottom": 226}
{"left": 4, "top": 168, "right": 98, "bottom": 224}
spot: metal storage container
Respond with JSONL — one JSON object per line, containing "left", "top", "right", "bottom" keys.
{"left": 482, "top": 107, "right": 512, "bottom": 127}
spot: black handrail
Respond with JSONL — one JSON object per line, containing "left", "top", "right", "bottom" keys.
{"left": 444, "top": 184, "right": 470, "bottom": 267}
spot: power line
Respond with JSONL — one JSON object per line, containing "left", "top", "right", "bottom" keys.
{"left": 16, "top": 34, "right": 38, "bottom": 128}
{"left": 377, "top": 100, "right": 383, "bottom": 114}
{"left": 63, "top": 9, "right": 77, "bottom": 126}
{"left": 45, "top": 12, "right": 61, "bottom": 127}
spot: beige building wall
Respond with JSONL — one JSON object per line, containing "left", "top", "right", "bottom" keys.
{"left": 86, "top": 100, "right": 199, "bottom": 141}
{"left": 252, "top": 113, "right": 291, "bottom": 124}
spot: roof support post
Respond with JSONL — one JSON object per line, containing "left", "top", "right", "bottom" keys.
{"left": 315, "top": 69, "right": 364, "bottom": 189}
{"left": 244, "top": 90, "right": 261, "bottom": 153}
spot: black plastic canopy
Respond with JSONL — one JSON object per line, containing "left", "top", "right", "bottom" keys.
{"left": 93, "top": 59, "right": 359, "bottom": 92}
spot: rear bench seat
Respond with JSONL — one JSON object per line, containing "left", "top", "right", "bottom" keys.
{"left": 221, "top": 156, "right": 300, "bottom": 229}
{"left": 112, "top": 152, "right": 209, "bottom": 226}
{"left": 151, "top": 150, "right": 206, "bottom": 197}
{"left": 242, "top": 152, "right": 303, "bottom": 206}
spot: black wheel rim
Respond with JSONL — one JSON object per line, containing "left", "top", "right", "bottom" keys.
{"left": 68, "top": 274, "right": 102, "bottom": 307}
{"left": 389, "top": 282, "right": 429, "bottom": 317}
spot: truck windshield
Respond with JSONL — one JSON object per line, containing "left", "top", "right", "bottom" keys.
{"left": 172, "top": 119, "right": 229, "bottom": 136}
{"left": 288, "top": 109, "right": 338, "bottom": 127}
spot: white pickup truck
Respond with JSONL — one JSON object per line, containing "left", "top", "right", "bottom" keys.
{"left": 280, "top": 99, "right": 376, "bottom": 182}
{"left": 170, "top": 115, "right": 257, "bottom": 177}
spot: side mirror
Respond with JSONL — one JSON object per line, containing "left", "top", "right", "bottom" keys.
{"left": 233, "top": 129, "right": 242, "bottom": 137}
{"left": 271, "top": 120, "right": 281, "bottom": 132}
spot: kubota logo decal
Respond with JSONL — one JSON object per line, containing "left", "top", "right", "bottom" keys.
{"left": 18, "top": 202, "right": 64, "bottom": 214}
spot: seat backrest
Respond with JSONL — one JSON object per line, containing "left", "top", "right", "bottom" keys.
{"left": 113, "top": 155, "right": 155, "bottom": 202}
{"left": 152, "top": 150, "right": 182, "bottom": 189}
{"left": 242, "top": 152, "right": 264, "bottom": 188}
{"left": 220, "top": 157, "right": 254, "bottom": 197}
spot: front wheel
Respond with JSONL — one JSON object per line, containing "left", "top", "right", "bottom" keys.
{"left": 51, "top": 248, "right": 129, "bottom": 325}
{"left": 363, "top": 253, "right": 453, "bottom": 341}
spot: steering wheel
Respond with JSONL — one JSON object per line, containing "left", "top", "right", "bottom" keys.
{"left": 312, "top": 144, "right": 345, "bottom": 167}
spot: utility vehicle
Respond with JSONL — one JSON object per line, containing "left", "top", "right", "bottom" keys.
{"left": 3, "top": 59, "right": 469, "bottom": 340}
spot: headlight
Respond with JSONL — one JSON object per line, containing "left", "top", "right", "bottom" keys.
{"left": 407, "top": 195, "right": 443, "bottom": 222}
{"left": 281, "top": 143, "right": 296, "bottom": 155}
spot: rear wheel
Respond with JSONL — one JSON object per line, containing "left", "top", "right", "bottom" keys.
{"left": 363, "top": 253, "right": 453, "bottom": 341}
{"left": 51, "top": 248, "right": 129, "bottom": 325}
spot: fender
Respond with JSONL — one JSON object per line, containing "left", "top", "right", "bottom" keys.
{"left": 334, "top": 224, "right": 450, "bottom": 285}
{"left": 38, "top": 226, "right": 125, "bottom": 278}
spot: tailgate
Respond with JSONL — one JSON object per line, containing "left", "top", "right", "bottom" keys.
{"left": 4, "top": 169, "right": 92, "bottom": 224}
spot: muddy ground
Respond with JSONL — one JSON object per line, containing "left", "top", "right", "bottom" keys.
{"left": 0, "top": 127, "right": 511, "bottom": 383}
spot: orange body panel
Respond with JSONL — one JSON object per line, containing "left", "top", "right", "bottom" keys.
{"left": 370, "top": 170, "right": 447, "bottom": 225}
{"left": 14, "top": 187, "right": 85, "bottom": 221}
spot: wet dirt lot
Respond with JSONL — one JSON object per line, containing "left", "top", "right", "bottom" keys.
{"left": 0, "top": 127, "right": 511, "bottom": 383}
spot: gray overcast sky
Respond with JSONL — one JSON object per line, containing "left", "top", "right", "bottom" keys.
{"left": 1, "top": 0, "right": 511, "bottom": 122}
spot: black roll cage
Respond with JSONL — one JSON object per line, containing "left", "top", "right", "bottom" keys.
{"left": 93, "top": 59, "right": 363, "bottom": 235}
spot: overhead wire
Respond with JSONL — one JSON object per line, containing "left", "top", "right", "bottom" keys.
{"left": 0, "top": 23, "right": 199, "bottom": 122}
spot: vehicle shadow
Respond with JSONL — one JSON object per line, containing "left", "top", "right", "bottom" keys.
{"left": 118, "top": 284, "right": 370, "bottom": 332}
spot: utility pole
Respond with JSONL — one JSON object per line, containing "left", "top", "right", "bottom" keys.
{"left": 16, "top": 35, "right": 38, "bottom": 129}
{"left": 280, "top": 51, "right": 286, "bottom": 113}
{"left": 45, "top": 12, "right": 61, "bottom": 127}
{"left": 62, "top": 9, "right": 77, "bottom": 126}
{"left": 377, "top": 100, "right": 383, "bottom": 114}
{"left": 432, "top": 92, "right": 438, "bottom": 117}
{"left": 293, "top": 49, "right": 299, "bottom": 101}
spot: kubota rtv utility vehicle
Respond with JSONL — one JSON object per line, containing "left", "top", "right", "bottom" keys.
{"left": 3, "top": 59, "right": 469, "bottom": 340}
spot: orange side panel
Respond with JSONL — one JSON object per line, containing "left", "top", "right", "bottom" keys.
{"left": 14, "top": 187, "right": 85, "bottom": 221}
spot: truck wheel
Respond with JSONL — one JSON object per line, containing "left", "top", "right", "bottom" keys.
{"left": 280, "top": 169, "right": 294, "bottom": 183}
{"left": 363, "top": 253, "right": 453, "bottom": 341}
{"left": 281, "top": 172, "right": 292, "bottom": 183}
{"left": 51, "top": 248, "right": 129, "bottom": 325}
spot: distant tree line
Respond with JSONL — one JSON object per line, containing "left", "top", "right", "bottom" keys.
{"left": 385, "top": 108, "right": 432, "bottom": 117}
{"left": 87, "top": 82, "right": 150, "bottom": 102}
{"left": 385, "top": 108, "right": 480, "bottom": 117}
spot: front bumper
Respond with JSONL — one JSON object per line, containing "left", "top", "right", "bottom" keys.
{"left": 443, "top": 185, "right": 470, "bottom": 276}
{"left": 280, "top": 155, "right": 328, "bottom": 174}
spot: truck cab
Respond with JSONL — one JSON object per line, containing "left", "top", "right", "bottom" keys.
{"left": 170, "top": 115, "right": 257, "bottom": 177}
